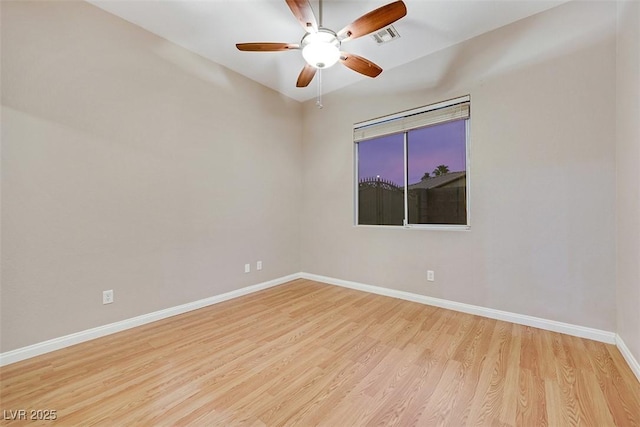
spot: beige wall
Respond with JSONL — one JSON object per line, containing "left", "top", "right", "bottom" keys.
{"left": 300, "top": 1, "right": 618, "bottom": 332}
{"left": 0, "top": 1, "right": 302, "bottom": 352}
{"left": 616, "top": 0, "right": 640, "bottom": 364}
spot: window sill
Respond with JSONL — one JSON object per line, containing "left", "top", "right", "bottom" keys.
{"left": 354, "top": 224, "right": 470, "bottom": 231}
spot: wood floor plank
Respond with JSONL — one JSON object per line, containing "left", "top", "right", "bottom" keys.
{"left": 1, "top": 279, "right": 639, "bottom": 425}
{"left": 517, "top": 368, "right": 548, "bottom": 426}
{"left": 416, "top": 359, "right": 466, "bottom": 425}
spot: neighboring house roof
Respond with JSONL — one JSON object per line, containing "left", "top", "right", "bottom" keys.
{"left": 408, "top": 171, "right": 466, "bottom": 190}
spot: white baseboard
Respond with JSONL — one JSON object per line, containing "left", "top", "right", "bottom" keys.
{"left": 2, "top": 272, "right": 630, "bottom": 371}
{"left": 0, "top": 273, "right": 300, "bottom": 367}
{"left": 300, "top": 273, "right": 617, "bottom": 345}
{"left": 616, "top": 334, "right": 640, "bottom": 382}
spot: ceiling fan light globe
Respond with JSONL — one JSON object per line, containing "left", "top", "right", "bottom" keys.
{"left": 302, "top": 43, "right": 340, "bottom": 69}
{"left": 301, "top": 28, "right": 341, "bottom": 69}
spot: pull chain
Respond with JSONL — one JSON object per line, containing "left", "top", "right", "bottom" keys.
{"left": 316, "top": 69, "right": 323, "bottom": 109}
{"left": 315, "top": 0, "right": 324, "bottom": 109}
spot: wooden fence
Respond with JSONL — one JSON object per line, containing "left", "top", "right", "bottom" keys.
{"left": 358, "top": 177, "right": 466, "bottom": 225}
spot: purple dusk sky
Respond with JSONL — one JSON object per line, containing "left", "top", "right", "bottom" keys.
{"left": 358, "top": 119, "right": 466, "bottom": 186}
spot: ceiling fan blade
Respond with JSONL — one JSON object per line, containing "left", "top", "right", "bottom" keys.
{"left": 340, "top": 52, "right": 383, "bottom": 78}
{"left": 285, "top": 0, "right": 318, "bottom": 33}
{"left": 296, "top": 64, "right": 317, "bottom": 87}
{"left": 236, "top": 43, "right": 299, "bottom": 52}
{"left": 337, "top": 0, "right": 407, "bottom": 42}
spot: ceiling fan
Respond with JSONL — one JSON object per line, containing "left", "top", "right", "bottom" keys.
{"left": 236, "top": 0, "right": 407, "bottom": 88}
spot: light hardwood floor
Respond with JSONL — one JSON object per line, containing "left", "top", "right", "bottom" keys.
{"left": 1, "top": 279, "right": 639, "bottom": 426}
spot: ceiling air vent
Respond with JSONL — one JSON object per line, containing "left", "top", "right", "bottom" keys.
{"left": 370, "top": 25, "right": 400, "bottom": 45}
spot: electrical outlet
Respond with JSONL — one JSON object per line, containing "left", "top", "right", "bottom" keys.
{"left": 103, "top": 290, "right": 114, "bottom": 304}
{"left": 427, "top": 270, "right": 435, "bottom": 282}
{"left": 257, "top": 261, "right": 263, "bottom": 271}
{"left": 244, "top": 263, "right": 251, "bottom": 273}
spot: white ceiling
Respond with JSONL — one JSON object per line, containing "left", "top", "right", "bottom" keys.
{"left": 87, "top": 0, "right": 568, "bottom": 102}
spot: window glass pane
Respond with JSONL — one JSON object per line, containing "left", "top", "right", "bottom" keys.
{"left": 357, "top": 133, "right": 404, "bottom": 225}
{"left": 407, "top": 119, "right": 467, "bottom": 225}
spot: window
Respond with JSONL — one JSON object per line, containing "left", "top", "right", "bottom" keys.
{"left": 355, "top": 96, "right": 470, "bottom": 229}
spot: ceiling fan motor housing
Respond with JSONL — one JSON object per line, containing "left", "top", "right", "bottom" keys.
{"left": 301, "top": 28, "right": 341, "bottom": 69}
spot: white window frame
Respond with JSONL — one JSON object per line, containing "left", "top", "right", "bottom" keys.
{"left": 353, "top": 95, "right": 471, "bottom": 231}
